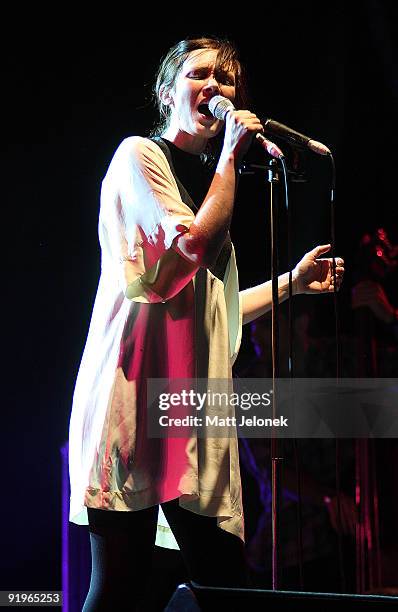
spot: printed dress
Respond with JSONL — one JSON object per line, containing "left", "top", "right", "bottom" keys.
{"left": 68, "top": 137, "right": 244, "bottom": 546}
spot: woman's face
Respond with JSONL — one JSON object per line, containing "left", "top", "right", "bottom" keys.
{"left": 165, "top": 48, "right": 236, "bottom": 144}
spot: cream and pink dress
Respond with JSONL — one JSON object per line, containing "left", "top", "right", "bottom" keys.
{"left": 68, "top": 136, "right": 244, "bottom": 547}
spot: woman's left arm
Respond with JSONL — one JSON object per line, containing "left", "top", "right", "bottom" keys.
{"left": 240, "top": 244, "right": 344, "bottom": 325}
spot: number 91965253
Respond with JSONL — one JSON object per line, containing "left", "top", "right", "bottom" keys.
{"left": 2, "top": 592, "right": 62, "bottom": 606}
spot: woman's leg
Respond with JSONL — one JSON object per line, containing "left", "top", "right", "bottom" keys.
{"left": 162, "top": 499, "right": 248, "bottom": 588}
{"left": 82, "top": 505, "right": 158, "bottom": 612}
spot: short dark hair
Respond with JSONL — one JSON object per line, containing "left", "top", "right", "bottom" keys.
{"left": 151, "top": 36, "right": 248, "bottom": 137}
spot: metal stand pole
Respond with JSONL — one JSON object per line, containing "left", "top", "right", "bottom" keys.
{"left": 268, "top": 159, "right": 283, "bottom": 590}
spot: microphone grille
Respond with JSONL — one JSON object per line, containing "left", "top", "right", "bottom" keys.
{"left": 208, "top": 95, "right": 235, "bottom": 120}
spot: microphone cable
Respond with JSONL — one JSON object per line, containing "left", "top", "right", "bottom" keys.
{"left": 278, "top": 154, "right": 305, "bottom": 590}
{"left": 278, "top": 149, "right": 344, "bottom": 592}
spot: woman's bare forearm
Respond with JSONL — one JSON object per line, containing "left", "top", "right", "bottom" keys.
{"left": 240, "top": 272, "right": 298, "bottom": 325}
{"left": 173, "top": 151, "right": 237, "bottom": 268}
{"left": 173, "top": 110, "right": 263, "bottom": 269}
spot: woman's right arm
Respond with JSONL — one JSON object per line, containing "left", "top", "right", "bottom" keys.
{"left": 173, "top": 109, "right": 263, "bottom": 268}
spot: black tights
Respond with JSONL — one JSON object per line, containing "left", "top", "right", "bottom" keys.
{"left": 82, "top": 499, "right": 248, "bottom": 611}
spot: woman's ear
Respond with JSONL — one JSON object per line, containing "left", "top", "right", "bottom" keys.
{"left": 159, "top": 84, "right": 173, "bottom": 107}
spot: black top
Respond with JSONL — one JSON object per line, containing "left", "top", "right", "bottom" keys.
{"left": 160, "top": 137, "right": 213, "bottom": 210}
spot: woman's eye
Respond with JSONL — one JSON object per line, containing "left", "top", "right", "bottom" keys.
{"left": 218, "top": 73, "right": 235, "bottom": 86}
{"left": 188, "top": 71, "right": 206, "bottom": 79}
{"left": 187, "top": 70, "right": 235, "bottom": 85}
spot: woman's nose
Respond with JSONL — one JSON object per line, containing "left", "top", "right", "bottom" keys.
{"left": 203, "top": 75, "right": 220, "bottom": 92}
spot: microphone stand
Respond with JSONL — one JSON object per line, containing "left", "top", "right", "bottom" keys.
{"left": 268, "top": 158, "right": 282, "bottom": 590}
{"left": 240, "top": 156, "right": 307, "bottom": 591}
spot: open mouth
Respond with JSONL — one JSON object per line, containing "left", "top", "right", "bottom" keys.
{"left": 198, "top": 103, "right": 213, "bottom": 118}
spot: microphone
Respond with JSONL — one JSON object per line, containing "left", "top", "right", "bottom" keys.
{"left": 263, "top": 118, "right": 331, "bottom": 156}
{"left": 208, "top": 95, "right": 285, "bottom": 160}
{"left": 208, "top": 95, "right": 330, "bottom": 156}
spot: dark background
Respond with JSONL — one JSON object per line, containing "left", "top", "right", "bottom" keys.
{"left": 2, "top": 1, "right": 397, "bottom": 593}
